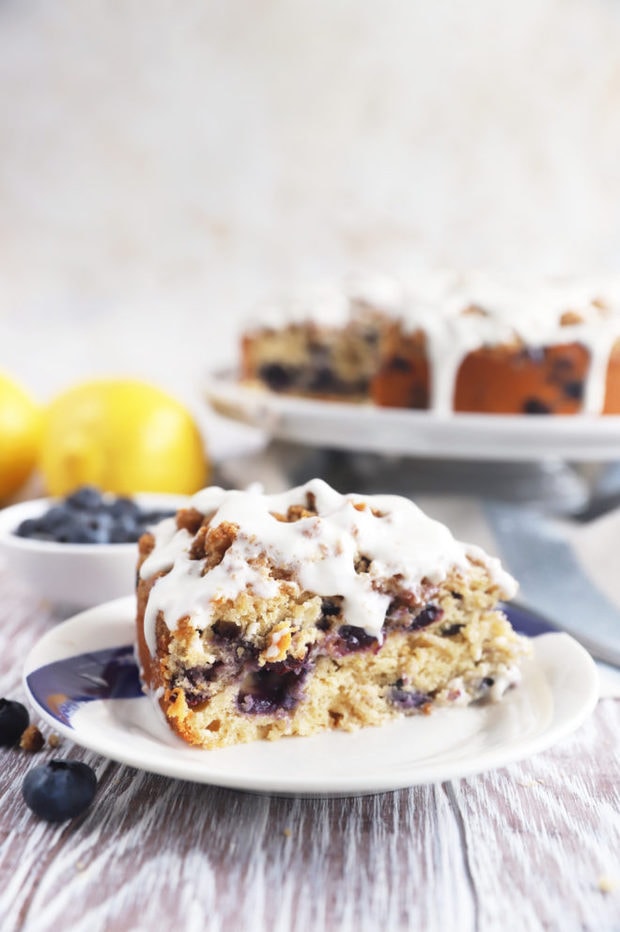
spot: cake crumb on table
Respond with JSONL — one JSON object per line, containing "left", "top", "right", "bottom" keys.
{"left": 597, "top": 875, "right": 617, "bottom": 894}
{"left": 19, "top": 724, "right": 44, "bottom": 752}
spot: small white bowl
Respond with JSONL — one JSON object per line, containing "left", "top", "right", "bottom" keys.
{"left": 0, "top": 493, "right": 188, "bottom": 609}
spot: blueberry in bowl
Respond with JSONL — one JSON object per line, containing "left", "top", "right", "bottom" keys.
{"left": 0, "top": 488, "right": 189, "bottom": 608}
{"left": 14, "top": 486, "right": 176, "bottom": 546}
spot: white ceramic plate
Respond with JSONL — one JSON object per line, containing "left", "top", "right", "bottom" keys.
{"left": 205, "top": 369, "right": 620, "bottom": 461}
{"left": 23, "top": 597, "right": 599, "bottom": 796}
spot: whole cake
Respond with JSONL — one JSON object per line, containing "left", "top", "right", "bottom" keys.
{"left": 240, "top": 273, "right": 620, "bottom": 415}
{"left": 136, "top": 479, "right": 526, "bottom": 749}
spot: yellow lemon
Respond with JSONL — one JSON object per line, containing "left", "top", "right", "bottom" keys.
{"left": 40, "top": 379, "right": 210, "bottom": 496}
{"left": 0, "top": 372, "right": 42, "bottom": 501}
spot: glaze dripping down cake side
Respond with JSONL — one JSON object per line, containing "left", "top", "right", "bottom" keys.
{"left": 135, "top": 479, "right": 528, "bottom": 749}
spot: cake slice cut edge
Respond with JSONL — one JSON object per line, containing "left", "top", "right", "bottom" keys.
{"left": 135, "top": 479, "right": 529, "bottom": 750}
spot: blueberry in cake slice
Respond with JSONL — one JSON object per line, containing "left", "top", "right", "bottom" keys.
{"left": 136, "top": 479, "right": 527, "bottom": 749}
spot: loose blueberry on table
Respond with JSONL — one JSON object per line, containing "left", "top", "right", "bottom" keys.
{"left": 22, "top": 760, "right": 97, "bottom": 822}
{"left": 0, "top": 698, "right": 29, "bottom": 746}
{"left": 14, "top": 486, "right": 175, "bottom": 544}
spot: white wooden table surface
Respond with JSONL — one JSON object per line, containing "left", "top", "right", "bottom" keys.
{"left": 1, "top": 567, "right": 619, "bottom": 932}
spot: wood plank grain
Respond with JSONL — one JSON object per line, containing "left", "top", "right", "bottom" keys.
{"left": 0, "top": 568, "right": 619, "bottom": 932}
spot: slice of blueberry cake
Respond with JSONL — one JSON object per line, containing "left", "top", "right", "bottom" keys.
{"left": 136, "top": 479, "right": 526, "bottom": 749}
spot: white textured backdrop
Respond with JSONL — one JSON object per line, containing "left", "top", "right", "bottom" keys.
{"left": 1, "top": 0, "right": 620, "bottom": 407}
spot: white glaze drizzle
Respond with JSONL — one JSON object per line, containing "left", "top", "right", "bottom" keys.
{"left": 139, "top": 479, "right": 517, "bottom": 655}
{"left": 402, "top": 273, "right": 620, "bottom": 415}
{"left": 248, "top": 272, "right": 620, "bottom": 415}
